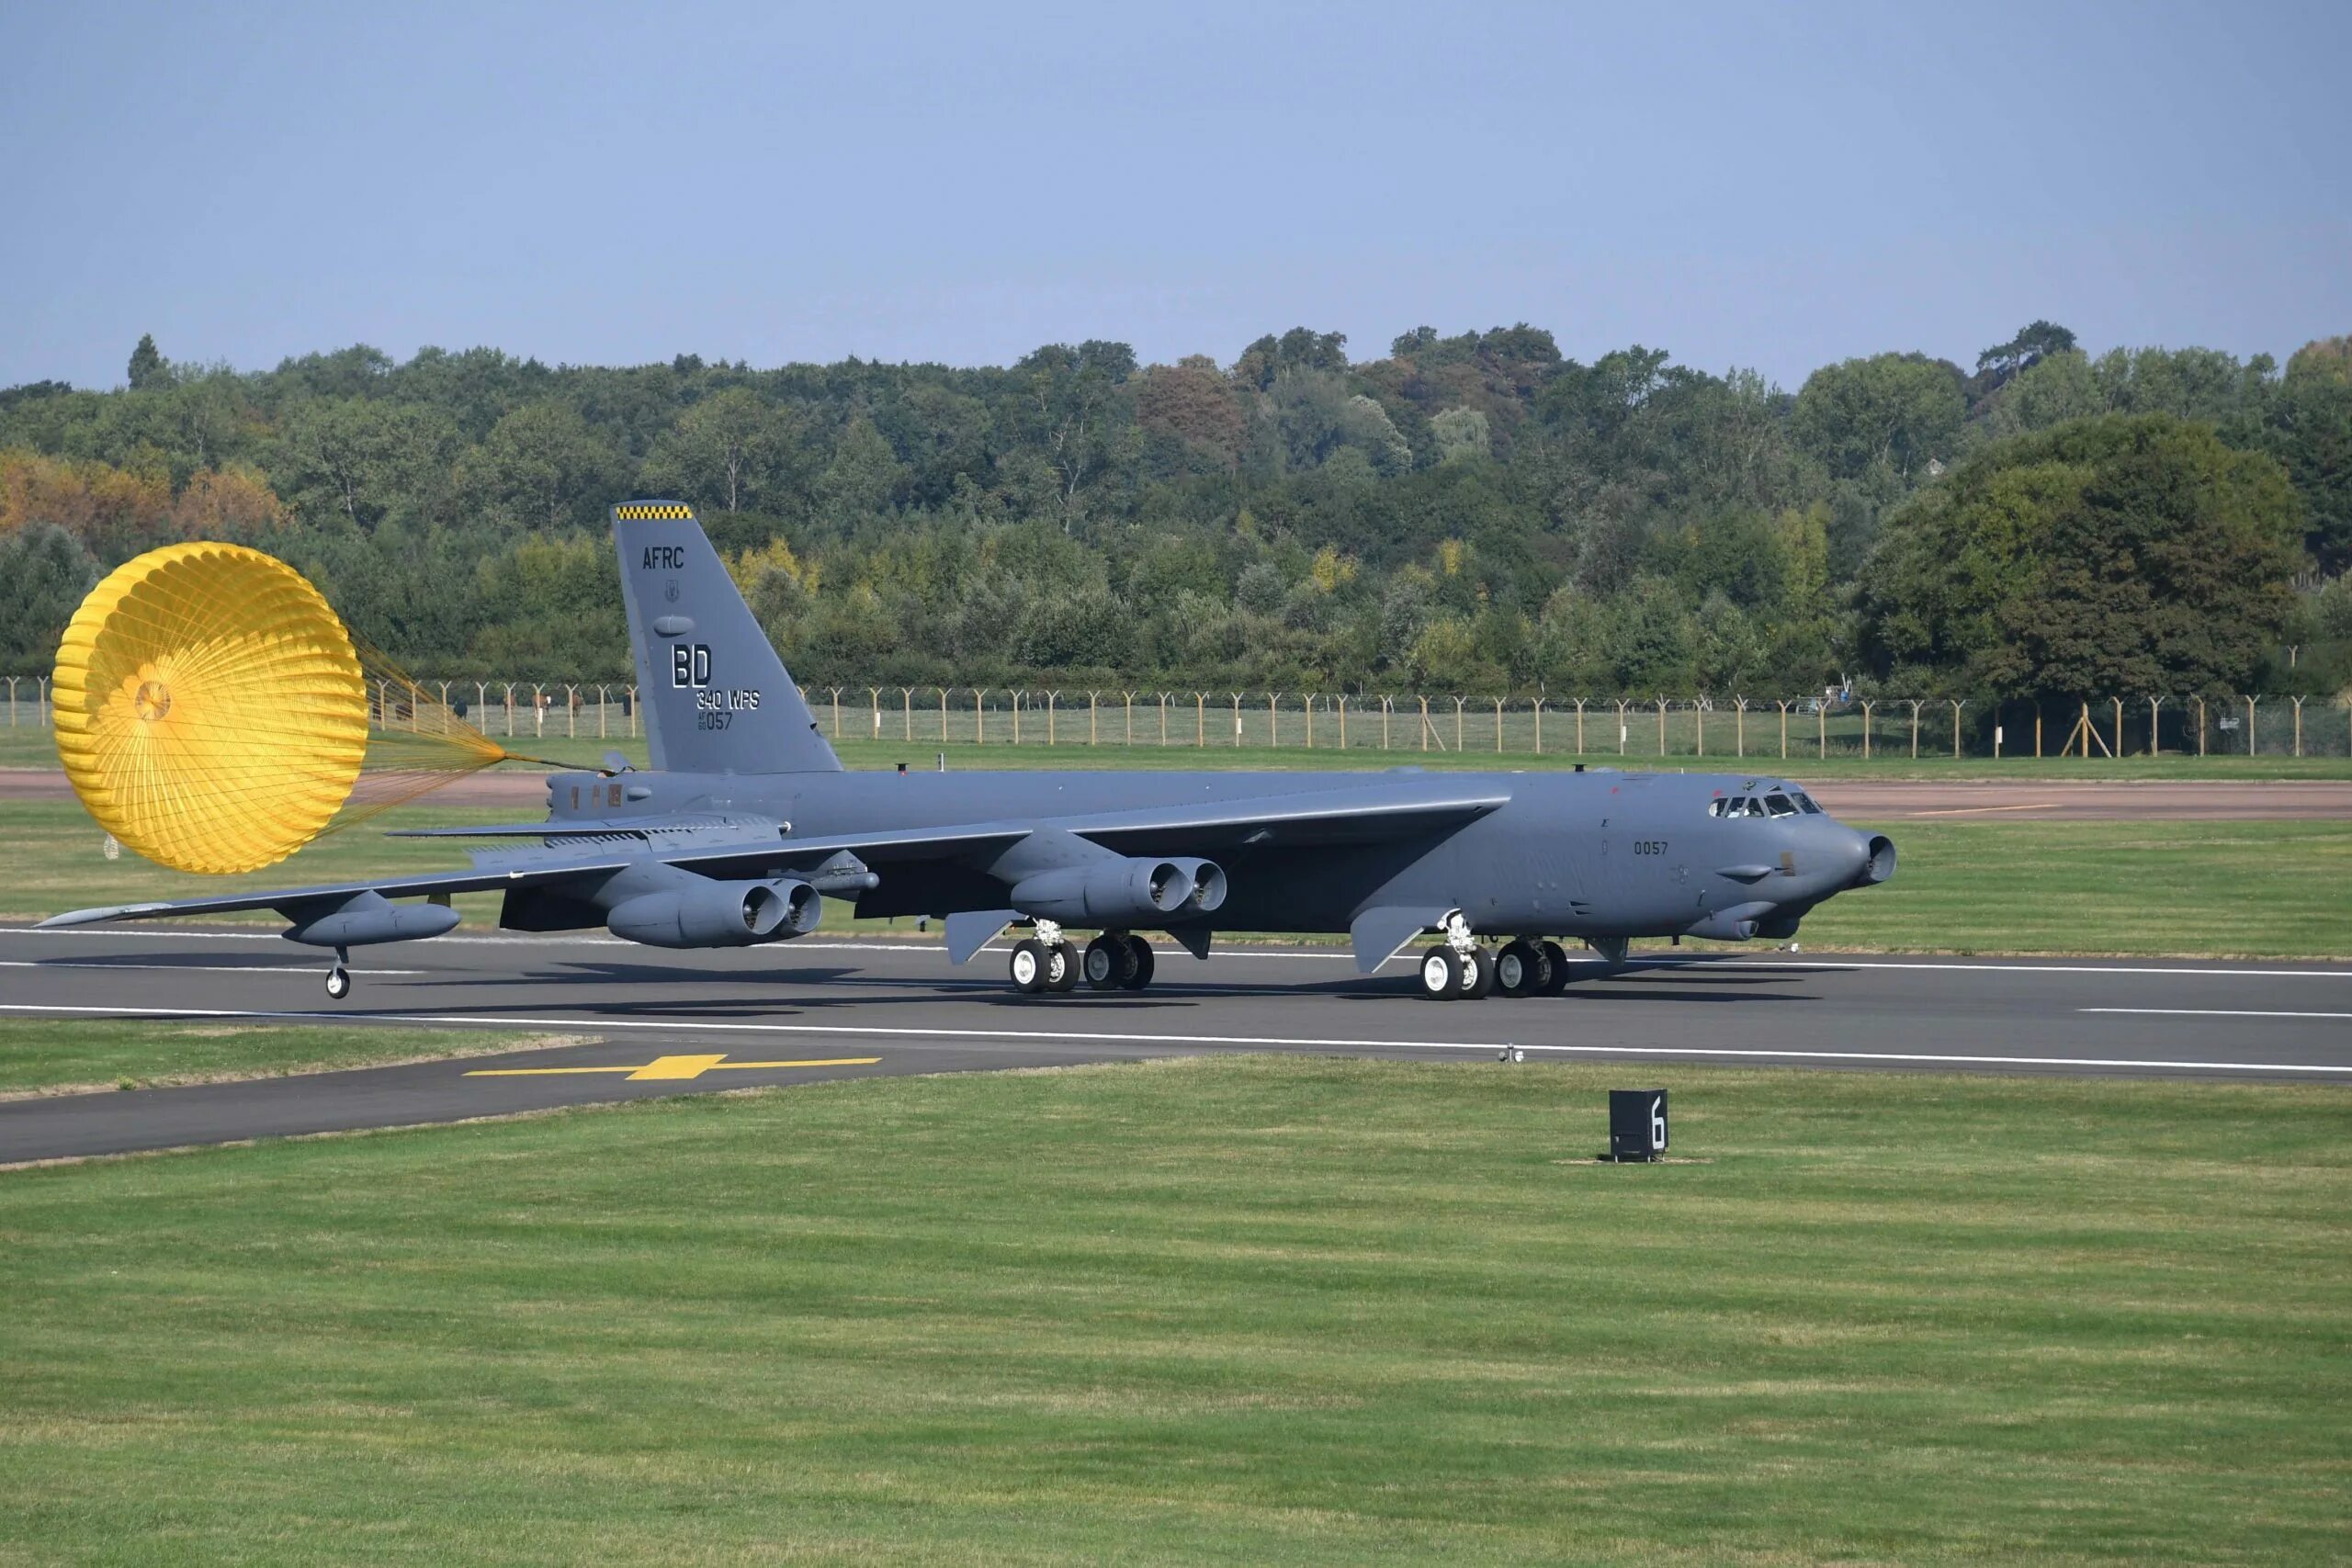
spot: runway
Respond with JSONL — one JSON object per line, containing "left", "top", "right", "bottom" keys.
{"left": 2, "top": 926, "right": 2346, "bottom": 1164}
{"left": 5, "top": 769, "right": 2349, "bottom": 818}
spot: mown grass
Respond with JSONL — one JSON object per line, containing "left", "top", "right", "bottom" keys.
{"left": 0, "top": 1021, "right": 568, "bottom": 1099}
{"left": 1, "top": 1055, "right": 2346, "bottom": 1564}
{"left": 1786, "top": 818, "right": 2352, "bottom": 958}
{"left": 6, "top": 800, "right": 2348, "bottom": 958}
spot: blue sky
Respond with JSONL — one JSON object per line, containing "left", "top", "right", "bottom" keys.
{"left": 5, "top": 0, "right": 2347, "bottom": 390}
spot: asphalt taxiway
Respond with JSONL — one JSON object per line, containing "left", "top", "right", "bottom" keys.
{"left": 2, "top": 927, "right": 2346, "bottom": 1164}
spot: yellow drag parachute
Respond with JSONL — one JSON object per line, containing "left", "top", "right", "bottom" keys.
{"left": 51, "top": 542, "right": 518, "bottom": 875}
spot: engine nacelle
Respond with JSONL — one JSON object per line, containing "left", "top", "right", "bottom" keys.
{"left": 605, "top": 878, "right": 820, "bottom": 949}
{"left": 1167, "top": 857, "right": 1227, "bottom": 913}
{"left": 1009, "top": 856, "right": 1208, "bottom": 926}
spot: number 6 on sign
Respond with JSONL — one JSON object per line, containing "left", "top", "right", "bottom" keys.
{"left": 1651, "top": 1094, "right": 1668, "bottom": 1152}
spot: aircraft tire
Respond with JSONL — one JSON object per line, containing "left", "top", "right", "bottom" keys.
{"left": 1418, "top": 946, "right": 1463, "bottom": 999}
{"left": 1119, "top": 935, "right": 1155, "bottom": 991}
{"left": 1536, "top": 941, "right": 1572, "bottom": 995}
{"left": 1082, "top": 934, "right": 1127, "bottom": 991}
{"left": 1462, "top": 945, "right": 1497, "bottom": 999}
{"left": 1010, "top": 939, "right": 1048, "bottom": 994}
{"left": 1046, "top": 941, "right": 1080, "bottom": 993}
{"left": 324, "top": 965, "right": 351, "bottom": 1001}
{"left": 1494, "top": 941, "right": 1540, "bottom": 998}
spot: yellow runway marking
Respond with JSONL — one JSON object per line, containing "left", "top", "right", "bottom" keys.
{"left": 1909, "top": 803, "right": 2063, "bottom": 816}
{"left": 466, "top": 1053, "right": 879, "bottom": 1080}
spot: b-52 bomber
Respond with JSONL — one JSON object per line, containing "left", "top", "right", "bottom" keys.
{"left": 42, "top": 502, "right": 1895, "bottom": 1000}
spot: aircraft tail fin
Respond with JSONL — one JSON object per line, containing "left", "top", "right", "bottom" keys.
{"left": 610, "top": 502, "right": 842, "bottom": 774}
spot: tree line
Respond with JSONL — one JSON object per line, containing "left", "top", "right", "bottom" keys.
{"left": 2, "top": 321, "right": 2346, "bottom": 701}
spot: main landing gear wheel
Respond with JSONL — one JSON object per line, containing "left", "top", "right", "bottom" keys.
{"left": 323, "top": 964, "right": 351, "bottom": 1001}
{"left": 1536, "top": 940, "right": 1571, "bottom": 996}
{"left": 1082, "top": 933, "right": 1131, "bottom": 991}
{"left": 1460, "top": 944, "right": 1497, "bottom": 999}
{"left": 1120, "top": 933, "right": 1155, "bottom": 991}
{"left": 1010, "top": 938, "right": 1048, "bottom": 994}
{"left": 1418, "top": 945, "right": 1463, "bottom": 999}
{"left": 1045, "top": 941, "right": 1079, "bottom": 993}
{"left": 1494, "top": 940, "right": 1543, "bottom": 998}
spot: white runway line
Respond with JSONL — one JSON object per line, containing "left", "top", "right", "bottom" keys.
{"left": 2, "top": 1002, "right": 2346, "bottom": 1076}
{"left": 2081, "top": 1008, "right": 2352, "bottom": 1021}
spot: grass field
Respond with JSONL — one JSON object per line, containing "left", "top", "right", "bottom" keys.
{"left": 2, "top": 1054, "right": 2346, "bottom": 1564}
{"left": 0, "top": 1020, "right": 566, "bottom": 1099}
{"left": 5, "top": 799, "right": 2347, "bottom": 958}
{"left": 6, "top": 719, "right": 2352, "bottom": 778}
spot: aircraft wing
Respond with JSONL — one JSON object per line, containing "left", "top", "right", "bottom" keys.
{"left": 35, "top": 856, "right": 638, "bottom": 928}
{"left": 37, "top": 782, "right": 1505, "bottom": 929}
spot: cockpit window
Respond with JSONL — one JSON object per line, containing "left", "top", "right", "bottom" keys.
{"left": 1707, "top": 797, "right": 1726, "bottom": 818}
{"left": 1764, "top": 793, "right": 1797, "bottom": 817}
{"left": 1792, "top": 792, "right": 1823, "bottom": 814}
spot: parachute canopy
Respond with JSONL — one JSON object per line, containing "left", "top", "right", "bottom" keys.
{"left": 51, "top": 541, "right": 522, "bottom": 876}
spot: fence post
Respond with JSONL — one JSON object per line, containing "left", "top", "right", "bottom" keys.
{"left": 565, "top": 684, "right": 578, "bottom": 739}
{"left": 2245, "top": 694, "right": 2257, "bottom": 755}
{"left": 1453, "top": 695, "right": 1466, "bottom": 752}
{"left": 1735, "top": 697, "right": 1746, "bottom": 758}
{"left": 1382, "top": 696, "right": 1394, "bottom": 750}
{"left": 1089, "top": 690, "right": 1100, "bottom": 746}
{"left": 1532, "top": 697, "right": 1544, "bottom": 755}
{"left": 1778, "top": 700, "right": 1790, "bottom": 760}
{"left": 1860, "top": 700, "right": 1872, "bottom": 760}
{"left": 38, "top": 675, "right": 48, "bottom": 728}
{"left": 1817, "top": 701, "right": 1826, "bottom": 760}
{"left": 1575, "top": 698, "right": 1585, "bottom": 755}
{"left": 503, "top": 682, "right": 515, "bottom": 738}
{"left": 1493, "top": 696, "right": 1504, "bottom": 753}
{"left": 594, "top": 685, "right": 608, "bottom": 739}
{"left": 1994, "top": 704, "right": 2003, "bottom": 759}
{"left": 1268, "top": 693, "right": 1281, "bottom": 749}
{"left": 1419, "top": 695, "right": 1431, "bottom": 751}
{"left": 1122, "top": 691, "right": 1132, "bottom": 746}
{"left": 1304, "top": 694, "right": 1314, "bottom": 750}
{"left": 976, "top": 689, "right": 987, "bottom": 746}
{"left": 2147, "top": 696, "right": 2162, "bottom": 757}
{"left": 1194, "top": 692, "right": 1204, "bottom": 747}
{"left": 829, "top": 688, "right": 842, "bottom": 739}
{"left": 1695, "top": 699, "right": 1705, "bottom": 758}
{"left": 1231, "top": 693, "right": 1243, "bottom": 747}
{"left": 1951, "top": 699, "right": 1963, "bottom": 759}
{"left": 2109, "top": 697, "right": 2123, "bottom": 760}
{"left": 6, "top": 676, "right": 16, "bottom": 727}
{"left": 1616, "top": 699, "right": 1630, "bottom": 757}
{"left": 1046, "top": 690, "right": 1057, "bottom": 746}
{"left": 1656, "top": 697, "right": 1668, "bottom": 756}
{"left": 2292, "top": 695, "right": 2304, "bottom": 758}
{"left": 2194, "top": 695, "right": 2204, "bottom": 756}
{"left": 628, "top": 685, "right": 639, "bottom": 738}
{"left": 1012, "top": 691, "right": 1023, "bottom": 746}
{"left": 1908, "top": 700, "right": 1921, "bottom": 759}
{"left": 1338, "top": 694, "right": 1348, "bottom": 749}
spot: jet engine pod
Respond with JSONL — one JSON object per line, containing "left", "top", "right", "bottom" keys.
{"left": 1008, "top": 856, "right": 1196, "bottom": 926}
{"left": 605, "top": 878, "right": 818, "bottom": 949}
{"left": 1857, "top": 835, "right": 1897, "bottom": 886}
{"left": 1169, "top": 857, "right": 1227, "bottom": 913}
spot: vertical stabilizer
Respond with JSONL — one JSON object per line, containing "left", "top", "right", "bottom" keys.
{"left": 610, "top": 502, "right": 842, "bottom": 774}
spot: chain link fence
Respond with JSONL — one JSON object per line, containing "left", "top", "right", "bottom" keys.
{"left": 11, "top": 676, "right": 2345, "bottom": 759}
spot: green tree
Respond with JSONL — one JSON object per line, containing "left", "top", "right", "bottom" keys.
{"left": 817, "top": 416, "right": 910, "bottom": 521}
{"left": 462, "top": 402, "right": 628, "bottom": 533}
{"left": 1861, "top": 415, "right": 2304, "bottom": 696}
{"left": 0, "top": 524, "right": 100, "bottom": 665}
{"left": 2262, "top": 351, "right": 2352, "bottom": 573}
{"left": 642, "top": 389, "right": 807, "bottom": 514}
{"left": 1791, "top": 353, "right": 1966, "bottom": 481}
{"left": 126, "top": 334, "right": 167, "bottom": 391}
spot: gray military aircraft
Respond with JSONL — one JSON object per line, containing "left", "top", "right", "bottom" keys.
{"left": 41, "top": 502, "right": 1895, "bottom": 1000}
